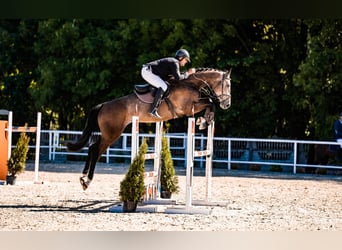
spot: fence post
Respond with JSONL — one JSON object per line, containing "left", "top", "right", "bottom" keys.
{"left": 34, "top": 112, "right": 41, "bottom": 183}
{"left": 293, "top": 141, "right": 297, "bottom": 174}
{"left": 228, "top": 139, "right": 231, "bottom": 170}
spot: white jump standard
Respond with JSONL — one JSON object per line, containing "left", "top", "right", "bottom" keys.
{"left": 131, "top": 115, "right": 162, "bottom": 201}
{"left": 5, "top": 111, "right": 42, "bottom": 184}
{"left": 110, "top": 116, "right": 226, "bottom": 214}
{"left": 165, "top": 117, "right": 227, "bottom": 214}
{"left": 109, "top": 116, "right": 172, "bottom": 213}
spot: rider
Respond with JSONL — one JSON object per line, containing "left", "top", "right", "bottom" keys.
{"left": 141, "top": 49, "right": 195, "bottom": 118}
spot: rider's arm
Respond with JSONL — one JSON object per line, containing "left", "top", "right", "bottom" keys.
{"left": 171, "top": 60, "right": 195, "bottom": 80}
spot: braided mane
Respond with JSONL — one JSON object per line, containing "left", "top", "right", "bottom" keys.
{"left": 195, "top": 68, "right": 221, "bottom": 72}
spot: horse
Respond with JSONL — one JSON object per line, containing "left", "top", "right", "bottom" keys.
{"left": 67, "top": 68, "right": 232, "bottom": 190}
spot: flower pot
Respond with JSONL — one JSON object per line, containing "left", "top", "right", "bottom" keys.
{"left": 6, "top": 175, "right": 17, "bottom": 185}
{"left": 122, "top": 201, "right": 138, "bottom": 212}
{"left": 160, "top": 190, "right": 172, "bottom": 199}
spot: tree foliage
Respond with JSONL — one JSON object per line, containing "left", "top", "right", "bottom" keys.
{"left": 1, "top": 19, "right": 341, "bottom": 140}
{"left": 7, "top": 127, "right": 30, "bottom": 177}
{"left": 294, "top": 19, "right": 342, "bottom": 139}
{"left": 119, "top": 138, "right": 147, "bottom": 203}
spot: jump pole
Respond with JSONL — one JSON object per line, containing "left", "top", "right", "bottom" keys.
{"left": 6, "top": 111, "right": 42, "bottom": 184}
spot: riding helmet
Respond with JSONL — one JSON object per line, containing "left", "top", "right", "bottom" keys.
{"left": 175, "top": 49, "right": 191, "bottom": 62}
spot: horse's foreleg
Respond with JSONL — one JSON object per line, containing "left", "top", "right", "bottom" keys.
{"left": 204, "top": 105, "right": 215, "bottom": 125}
{"left": 193, "top": 102, "right": 215, "bottom": 130}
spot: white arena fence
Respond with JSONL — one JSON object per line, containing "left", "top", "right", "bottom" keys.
{"left": 19, "top": 129, "right": 342, "bottom": 174}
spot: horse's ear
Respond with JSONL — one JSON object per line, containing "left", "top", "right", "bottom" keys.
{"left": 227, "top": 68, "right": 232, "bottom": 75}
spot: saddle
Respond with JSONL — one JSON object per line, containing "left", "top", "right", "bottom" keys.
{"left": 134, "top": 84, "right": 157, "bottom": 96}
{"left": 134, "top": 83, "right": 170, "bottom": 104}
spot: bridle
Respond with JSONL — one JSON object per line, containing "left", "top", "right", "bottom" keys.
{"left": 193, "top": 70, "right": 231, "bottom": 103}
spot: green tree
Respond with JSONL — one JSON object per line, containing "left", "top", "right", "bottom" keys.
{"left": 0, "top": 20, "right": 38, "bottom": 125}
{"left": 2, "top": 18, "right": 336, "bottom": 140}
{"left": 213, "top": 19, "right": 308, "bottom": 138}
{"left": 293, "top": 19, "right": 342, "bottom": 139}
{"left": 160, "top": 136, "right": 179, "bottom": 196}
{"left": 32, "top": 19, "right": 126, "bottom": 129}
{"left": 7, "top": 127, "right": 30, "bottom": 177}
{"left": 119, "top": 139, "right": 147, "bottom": 203}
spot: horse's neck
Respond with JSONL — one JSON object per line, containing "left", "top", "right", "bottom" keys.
{"left": 185, "top": 73, "right": 211, "bottom": 86}
{"left": 170, "top": 80, "right": 199, "bottom": 92}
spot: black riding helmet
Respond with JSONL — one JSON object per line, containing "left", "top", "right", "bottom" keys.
{"left": 175, "top": 49, "right": 191, "bottom": 62}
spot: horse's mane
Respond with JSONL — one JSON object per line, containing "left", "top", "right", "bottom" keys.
{"left": 168, "top": 68, "right": 222, "bottom": 89}
{"left": 195, "top": 67, "right": 221, "bottom": 73}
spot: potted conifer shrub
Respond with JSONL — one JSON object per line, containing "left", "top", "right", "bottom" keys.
{"left": 119, "top": 139, "right": 147, "bottom": 212}
{"left": 160, "top": 135, "right": 179, "bottom": 198}
{"left": 7, "top": 128, "right": 30, "bottom": 185}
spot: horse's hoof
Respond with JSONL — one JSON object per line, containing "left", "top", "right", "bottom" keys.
{"left": 199, "top": 124, "right": 207, "bottom": 130}
{"left": 79, "top": 177, "right": 88, "bottom": 191}
{"left": 196, "top": 117, "right": 207, "bottom": 130}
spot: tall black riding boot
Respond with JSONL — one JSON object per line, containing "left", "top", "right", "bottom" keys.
{"left": 149, "top": 87, "right": 164, "bottom": 118}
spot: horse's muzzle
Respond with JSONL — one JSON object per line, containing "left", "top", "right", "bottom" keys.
{"left": 219, "top": 98, "right": 231, "bottom": 110}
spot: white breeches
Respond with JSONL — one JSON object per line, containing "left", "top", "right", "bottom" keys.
{"left": 141, "top": 66, "right": 168, "bottom": 91}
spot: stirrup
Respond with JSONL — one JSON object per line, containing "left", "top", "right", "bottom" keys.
{"left": 150, "top": 110, "right": 161, "bottom": 119}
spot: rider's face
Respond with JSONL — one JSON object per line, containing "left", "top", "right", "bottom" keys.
{"left": 179, "top": 57, "right": 188, "bottom": 67}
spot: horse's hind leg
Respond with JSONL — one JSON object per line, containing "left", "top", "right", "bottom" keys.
{"left": 80, "top": 137, "right": 114, "bottom": 190}
{"left": 82, "top": 147, "right": 93, "bottom": 176}
{"left": 80, "top": 141, "right": 100, "bottom": 190}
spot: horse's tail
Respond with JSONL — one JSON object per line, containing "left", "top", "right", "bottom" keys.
{"left": 67, "top": 104, "right": 103, "bottom": 152}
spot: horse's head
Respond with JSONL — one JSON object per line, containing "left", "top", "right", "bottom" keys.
{"left": 190, "top": 68, "right": 232, "bottom": 110}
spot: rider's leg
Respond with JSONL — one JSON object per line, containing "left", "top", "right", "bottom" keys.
{"left": 141, "top": 66, "right": 168, "bottom": 118}
{"left": 150, "top": 87, "right": 164, "bottom": 118}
